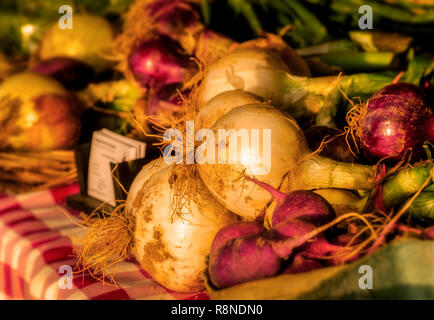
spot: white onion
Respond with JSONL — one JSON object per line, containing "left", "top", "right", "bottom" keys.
{"left": 198, "top": 48, "right": 338, "bottom": 119}
{"left": 195, "top": 89, "right": 263, "bottom": 130}
{"left": 126, "top": 158, "right": 237, "bottom": 292}
{"left": 197, "top": 104, "right": 375, "bottom": 220}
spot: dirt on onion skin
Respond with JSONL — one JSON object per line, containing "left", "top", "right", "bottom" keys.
{"left": 132, "top": 182, "right": 148, "bottom": 209}
{"left": 141, "top": 226, "right": 176, "bottom": 277}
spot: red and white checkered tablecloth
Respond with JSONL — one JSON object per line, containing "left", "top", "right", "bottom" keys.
{"left": 0, "top": 184, "right": 209, "bottom": 300}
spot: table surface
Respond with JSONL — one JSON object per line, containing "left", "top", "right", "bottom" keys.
{"left": 0, "top": 184, "right": 209, "bottom": 300}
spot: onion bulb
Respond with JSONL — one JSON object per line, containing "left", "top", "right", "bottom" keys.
{"left": 39, "top": 14, "right": 114, "bottom": 72}
{"left": 0, "top": 72, "right": 80, "bottom": 151}
{"left": 357, "top": 83, "right": 434, "bottom": 161}
{"left": 128, "top": 36, "right": 197, "bottom": 89}
{"left": 126, "top": 159, "right": 237, "bottom": 292}
{"left": 197, "top": 104, "right": 375, "bottom": 220}
{"left": 198, "top": 48, "right": 338, "bottom": 119}
{"left": 195, "top": 89, "right": 263, "bottom": 130}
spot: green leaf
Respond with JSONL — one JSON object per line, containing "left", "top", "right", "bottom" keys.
{"left": 404, "top": 54, "right": 434, "bottom": 85}
{"left": 207, "top": 239, "right": 434, "bottom": 299}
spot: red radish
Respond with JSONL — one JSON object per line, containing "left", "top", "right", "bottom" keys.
{"left": 272, "top": 219, "right": 317, "bottom": 239}
{"left": 302, "top": 237, "right": 360, "bottom": 266}
{"left": 209, "top": 231, "right": 317, "bottom": 288}
{"left": 128, "top": 37, "right": 196, "bottom": 89}
{"left": 246, "top": 177, "right": 335, "bottom": 227}
{"left": 210, "top": 221, "right": 265, "bottom": 254}
{"left": 209, "top": 235, "right": 282, "bottom": 288}
{"left": 32, "top": 57, "right": 94, "bottom": 90}
{"left": 358, "top": 82, "right": 434, "bottom": 161}
{"left": 246, "top": 177, "right": 362, "bottom": 265}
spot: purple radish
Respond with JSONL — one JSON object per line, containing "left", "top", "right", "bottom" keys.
{"left": 209, "top": 235, "right": 282, "bottom": 288}
{"left": 272, "top": 219, "right": 317, "bottom": 238}
{"left": 210, "top": 221, "right": 265, "bottom": 254}
{"left": 302, "top": 235, "right": 361, "bottom": 266}
{"left": 32, "top": 57, "right": 94, "bottom": 90}
{"left": 246, "top": 177, "right": 336, "bottom": 227}
{"left": 209, "top": 227, "right": 325, "bottom": 288}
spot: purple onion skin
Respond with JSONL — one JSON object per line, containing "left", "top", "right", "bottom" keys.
{"left": 272, "top": 190, "right": 336, "bottom": 227}
{"left": 272, "top": 219, "right": 316, "bottom": 239}
{"left": 427, "top": 116, "right": 434, "bottom": 142}
{"left": 209, "top": 235, "right": 281, "bottom": 288}
{"left": 129, "top": 37, "right": 196, "bottom": 88}
{"left": 32, "top": 57, "right": 94, "bottom": 90}
{"left": 210, "top": 222, "right": 265, "bottom": 255}
{"left": 360, "top": 83, "right": 433, "bottom": 161}
{"left": 372, "top": 83, "right": 425, "bottom": 100}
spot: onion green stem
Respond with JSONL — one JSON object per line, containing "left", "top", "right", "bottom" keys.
{"left": 297, "top": 155, "right": 376, "bottom": 190}
{"left": 382, "top": 163, "right": 433, "bottom": 209}
{"left": 318, "top": 52, "right": 396, "bottom": 72}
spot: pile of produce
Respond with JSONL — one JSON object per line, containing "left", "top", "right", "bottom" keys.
{"left": 1, "top": 0, "right": 433, "bottom": 298}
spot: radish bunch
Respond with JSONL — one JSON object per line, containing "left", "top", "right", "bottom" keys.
{"left": 208, "top": 179, "right": 357, "bottom": 288}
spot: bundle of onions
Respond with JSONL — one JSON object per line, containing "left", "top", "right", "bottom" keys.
{"left": 39, "top": 14, "right": 114, "bottom": 72}
{"left": 197, "top": 104, "right": 376, "bottom": 220}
{"left": 79, "top": 159, "right": 237, "bottom": 292}
{"left": 120, "top": 0, "right": 234, "bottom": 62}
{"left": 197, "top": 48, "right": 339, "bottom": 119}
{"left": 0, "top": 72, "right": 80, "bottom": 151}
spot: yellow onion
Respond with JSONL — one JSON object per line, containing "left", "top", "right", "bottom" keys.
{"left": 197, "top": 104, "right": 375, "bottom": 220}
{"left": 39, "top": 14, "right": 114, "bottom": 72}
{"left": 126, "top": 159, "right": 237, "bottom": 292}
{"left": 0, "top": 72, "right": 80, "bottom": 151}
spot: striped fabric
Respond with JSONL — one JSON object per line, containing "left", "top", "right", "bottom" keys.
{"left": 0, "top": 184, "right": 209, "bottom": 300}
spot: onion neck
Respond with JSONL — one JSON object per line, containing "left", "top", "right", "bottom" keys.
{"left": 382, "top": 163, "right": 432, "bottom": 209}
{"left": 296, "top": 155, "right": 376, "bottom": 191}
{"left": 281, "top": 74, "right": 339, "bottom": 116}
